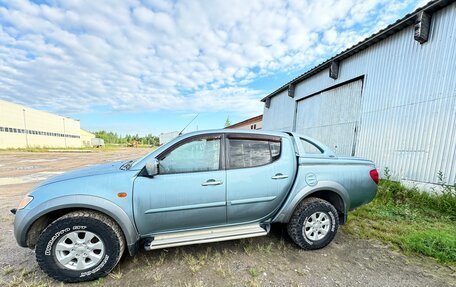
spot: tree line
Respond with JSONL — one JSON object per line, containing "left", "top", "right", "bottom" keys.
{"left": 94, "top": 131, "right": 159, "bottom": 146}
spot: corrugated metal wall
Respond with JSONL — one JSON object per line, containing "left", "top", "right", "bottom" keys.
{"left": 263, "top": 2, "right": 456, "bottom": 185}
{"left": 262, "top": 90, "right": 295, "bottom": 131}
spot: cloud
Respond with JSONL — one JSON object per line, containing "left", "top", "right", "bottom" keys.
{"left": 0, "top": 0, "right": 420, "bottom": 117}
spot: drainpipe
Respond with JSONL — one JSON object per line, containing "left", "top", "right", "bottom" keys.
{"left": 292, "top": 101, "right": 298, "bottom": 132}
{"left": 63, "top": 118, "right": 67, "bottom": 148}
{"left": 22, "top": 109, "right": 29, "bottom": 148}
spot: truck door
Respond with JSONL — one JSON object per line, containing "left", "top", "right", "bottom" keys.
{"left": 133, "top": 134, "right": 226, "bottom": 235}
{"left": 225, "top": 134, "right": 295, "bottom": 224}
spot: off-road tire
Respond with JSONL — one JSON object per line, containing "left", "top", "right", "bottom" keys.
{"left": 287, "top": 197, "right": 339, "bottom": 250}
{"left": 35, "top": 210, "right": 125, "bottom": 283}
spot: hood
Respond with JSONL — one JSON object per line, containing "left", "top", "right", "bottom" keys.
{"left": 37, "top": 161, "right": 126, "bottom": 187}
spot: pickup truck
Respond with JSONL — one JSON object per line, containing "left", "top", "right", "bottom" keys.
{"left": 12, "top": 129, "right": 378, "bottom": 282}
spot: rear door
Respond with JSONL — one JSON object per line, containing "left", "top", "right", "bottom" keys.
{"left": 225, "top": 134, "right": 295, "bottom": 224}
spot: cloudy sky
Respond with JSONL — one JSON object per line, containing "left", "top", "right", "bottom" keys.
{"left": 0, "top": 0, "right": 427, "bottom": 135}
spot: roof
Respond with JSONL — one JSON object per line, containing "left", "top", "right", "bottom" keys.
{"left": 0, "top": 98, "right": 80, "bottom": 121}
{"left": 261, "top": 0, "right": 455, "bottom": 102}
{"left": 80, "top": 128, "right": 95, "bottom": 137}
{"left": 225, "top": 115, "right": 263, "bottom": 129}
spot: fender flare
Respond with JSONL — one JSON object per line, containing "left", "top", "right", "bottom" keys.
{"left": 273, "top": 181, "right": 350, "bottom": 223}
{"left": 15, "top": 195, "right": 140, "bottom": 255}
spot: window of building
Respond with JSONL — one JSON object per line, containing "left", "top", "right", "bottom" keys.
{"left": 228, "top": 138, "right": 281, "bottom": 169}
{"left": 300, "top": 138, "right": 323, "bottom": 154}
{"left": 159, "top": 136, "right": 221, "bottom": 174}
{"left": 0, "top": 126, "right": 80, "bottom": 138}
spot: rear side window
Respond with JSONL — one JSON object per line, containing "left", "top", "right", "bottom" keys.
{"left": 228, "top": 139, "right": 281, "bottom": 169}
{"left": 300, "top": 138, "right": 323, "bottom": 154}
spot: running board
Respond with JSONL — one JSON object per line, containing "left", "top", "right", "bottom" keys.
{"left": 144, "top": 224, "right": 269, "bottom": 251}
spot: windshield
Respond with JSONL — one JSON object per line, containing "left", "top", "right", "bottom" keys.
{"left": 129, "top": 143, "right": 168, "bottom": 170}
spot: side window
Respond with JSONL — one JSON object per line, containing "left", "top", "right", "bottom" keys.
{"left": 228, "top": 138, "right": 281, "bottom": 169}
{"left": 159, "top": 136, "right": 221, "bottom": 174}
{"left": 300, "top": 138, "right": 323, "bottom": 154}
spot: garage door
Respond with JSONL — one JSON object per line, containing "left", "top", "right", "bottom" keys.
{"left": 295, "top": 80, "right": 363, "bottom": 156}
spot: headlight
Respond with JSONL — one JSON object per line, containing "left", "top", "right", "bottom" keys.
{"left": 17, "top": 195, "right": 33, "bottom": 209}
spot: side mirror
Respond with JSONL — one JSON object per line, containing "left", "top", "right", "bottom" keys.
{"left": 145, "top": 159, "right": 159, "bottom": 177}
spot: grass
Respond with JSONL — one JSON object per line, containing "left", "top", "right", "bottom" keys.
{"left": 0, "top": 266, "right": 51, "bottom": 287}
{"left": 248, "top": 267, "right": 260, "bottom": 277}
{"left": 183, "top": 248, "right": 210, "bottom": 273}
{"left": 343, "top": 179, "right": 456, "bottom": 264}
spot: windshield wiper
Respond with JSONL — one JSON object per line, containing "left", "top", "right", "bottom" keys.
{"left": 120, "top": 160, "right": 134, "bottom": 170}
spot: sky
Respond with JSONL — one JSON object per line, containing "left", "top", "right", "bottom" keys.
{"left": 0, "top": 0, "right": 429, "bottom": 136}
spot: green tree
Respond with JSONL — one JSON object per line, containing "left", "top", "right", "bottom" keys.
{"left": 225, "top": 116, "right": 231, "bottom": 128}
{"left": 93, "top": 130, "right": 159, "bottom": 146}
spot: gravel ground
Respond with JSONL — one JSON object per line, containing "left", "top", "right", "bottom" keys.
{"left": 0, "top": 149, "right": 454, "bottom": 287}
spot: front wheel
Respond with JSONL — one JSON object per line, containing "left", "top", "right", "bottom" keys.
{"left": 287, "top": 197, "right": 339, "bottom": 250}
{"left": 35, "top": 210, "right": 125, "bottom": 283}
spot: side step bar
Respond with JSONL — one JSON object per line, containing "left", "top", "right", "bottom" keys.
{"left": 144, "top": 223, "right": 269, "bottom": 251}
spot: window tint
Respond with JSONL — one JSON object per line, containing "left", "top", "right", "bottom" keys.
{"left": 270, "top": 141, "right": 280, "bottom": 157}
{"left": 300, "top": 138, "right": 323, "bottom": 154}
{"left": 228, "top": 139, "right": 281, "bottom": 169}
{"left": 159, "top": 137, "right": 221, "bottom": 174}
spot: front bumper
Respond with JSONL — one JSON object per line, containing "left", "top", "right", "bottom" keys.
{"left": 13, "top": 207, "right": 32, "bottom": 248}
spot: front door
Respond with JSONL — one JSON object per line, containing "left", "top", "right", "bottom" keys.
{"left": 133, "top": 134, "right": 226, "bottom": 235}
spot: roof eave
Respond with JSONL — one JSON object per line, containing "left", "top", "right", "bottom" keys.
{"left": 261, "top": 0, "right": 454, "bottom": 102}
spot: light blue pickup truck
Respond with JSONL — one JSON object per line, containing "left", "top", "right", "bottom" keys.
{"left": 12, "top": 129, "right": 378, "bottom": 282}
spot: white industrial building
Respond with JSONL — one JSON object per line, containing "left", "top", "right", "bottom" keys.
{"left": 0, "top": 99, "right": 82, "bottom": 148}
{"left": 262, "top": 0, "right": 455, "bottom": 186}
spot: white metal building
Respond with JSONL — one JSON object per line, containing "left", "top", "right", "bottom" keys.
{"left": 262, "top": 0, "right": 455, "bottom": 186}
{"left": 0, "top": 99, "right": 81, "bottom": 148}
{"left": 80, "top": 129, "right": 96, "bottom": 147}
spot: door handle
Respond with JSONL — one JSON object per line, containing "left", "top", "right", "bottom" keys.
{"left": 272, "top": 173, "right": 288, "bottom": 180}
{"left": 202, "top": 179, "right": 223, "bottom": 186}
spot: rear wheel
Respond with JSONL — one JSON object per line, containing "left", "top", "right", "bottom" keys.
{"left": 287, "top": 197, "right": 339, "bottom": 250}
{"left": 35, "top": 210, "right": 125, "bottom": 283}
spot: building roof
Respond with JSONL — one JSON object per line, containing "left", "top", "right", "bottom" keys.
{"left": 80, "top": 129, "right": 95, "bottom": 137}
{"left": 261, "top": 0, "right": 454, "bottom": 102}
{"left": 225, "top": 115, "right": 263, "bottom": 129}
{"left": 0, "top": 98, "right": 80, "bottom": 121}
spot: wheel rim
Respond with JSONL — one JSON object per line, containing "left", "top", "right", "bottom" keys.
{"left": 54, "top": 231, "right": 105, "bottom": 271}
{"left": 303, "top": 212, "right": 331, "bottom": 241}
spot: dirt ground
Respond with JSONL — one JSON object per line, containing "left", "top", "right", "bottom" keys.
{"left": 0, "top": 149, "right": 454, "bottom": 287}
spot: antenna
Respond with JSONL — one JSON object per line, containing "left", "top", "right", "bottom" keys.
{"left": 179, "top": 113, "right": 199, "bottom": 135}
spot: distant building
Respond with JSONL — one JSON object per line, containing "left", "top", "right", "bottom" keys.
{"left": 90, "top": 138, "right": 105, "bottom": 148}
{"left": 0, "top": 99, "right": 81, "bottom": 148}
{"left": 261, "top": 0, "right": 456, "bottom": 186}
{"left": 80, "top": 129, "right": 96, "bottom": 147}
{"left": 159, "top": 131, "right": 180, "bottom": 145}
{"left": 225, "top": 115, "right": 262, "bottom": 130}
